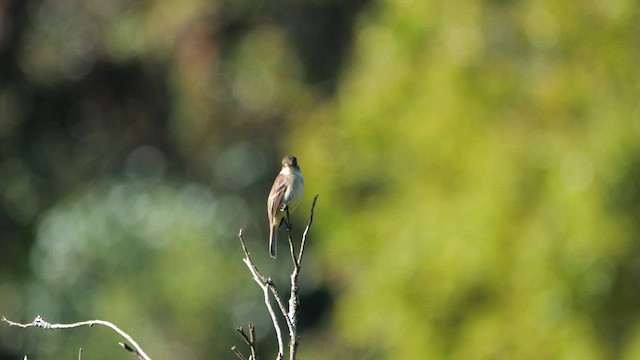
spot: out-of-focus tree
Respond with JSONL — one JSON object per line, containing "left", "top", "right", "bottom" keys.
{"left": 292, "top": 0, "right": 640, "bottom": 359}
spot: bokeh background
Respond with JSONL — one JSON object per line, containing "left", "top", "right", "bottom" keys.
{"left": 1, "top": 0, "right": 640, "bottom": 359}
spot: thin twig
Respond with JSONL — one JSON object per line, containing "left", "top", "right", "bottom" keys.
{"left": 248, "top": 322, "right": 258, "bottom": 360}
{"left": 236, "top": 326, "right": 252, "bottom": 346}
{"left": 2, "top": 316, "right": 151, "bottom": 360}
{"left": 297, "top": 194, "right": 318, "bottom": 266}
{"left": 231, "top": 346, "right": 247, "bottom": 360}
{"left": 286, "top": 208, "right": 297, "bottom": 267}
{"left": 266, "top": 282, "right": 294, "bottom": 333}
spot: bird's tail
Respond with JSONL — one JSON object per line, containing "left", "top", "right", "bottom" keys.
{"left": 269, "top": 224, "right": 277, "bottom": 258}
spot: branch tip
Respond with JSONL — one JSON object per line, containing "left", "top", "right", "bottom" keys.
{"left": 231, "top": 345, "right": 247, "bottom": 360}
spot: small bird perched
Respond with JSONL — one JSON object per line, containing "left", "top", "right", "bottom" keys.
{"left": 267, "top": 155, "right": 304, "bottom": 258}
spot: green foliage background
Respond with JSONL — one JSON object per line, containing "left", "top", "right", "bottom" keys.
{"left": 1, "top": 0, "right": 640, "bottom": 359}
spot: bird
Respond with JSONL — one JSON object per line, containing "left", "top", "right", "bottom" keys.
{"left": 267, "top": 155, "right": 304, "bottom": 258}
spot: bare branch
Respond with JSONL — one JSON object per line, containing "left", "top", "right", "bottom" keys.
{"left": 236, "top": 194, "right": 318, "bottom": 360}
{"left": 2, "top": 316, "right": 151, "bottom": 360}
{"left": 237, "top": 230, "right": 285, "bottom": 359}
{"left": 297, "top": 194, "right": 319, "bottom": 266}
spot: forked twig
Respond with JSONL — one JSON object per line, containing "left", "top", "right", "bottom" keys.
{"left": 234, "top": 323, "right": 258, "bottom": 360}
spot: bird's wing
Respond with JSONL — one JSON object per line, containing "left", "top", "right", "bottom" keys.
{"left": 267, "top": 174, "right": 288, "bottom": 218}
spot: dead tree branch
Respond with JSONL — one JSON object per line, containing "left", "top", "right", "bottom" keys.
{"left": 238, "top": 230, "right": 286, "bottom": 359}
{"left": 2, "top": 315, "right": 151, "bottom": 360}
{"left": 235, "top": 194, "right": 318, "bottom": 360}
